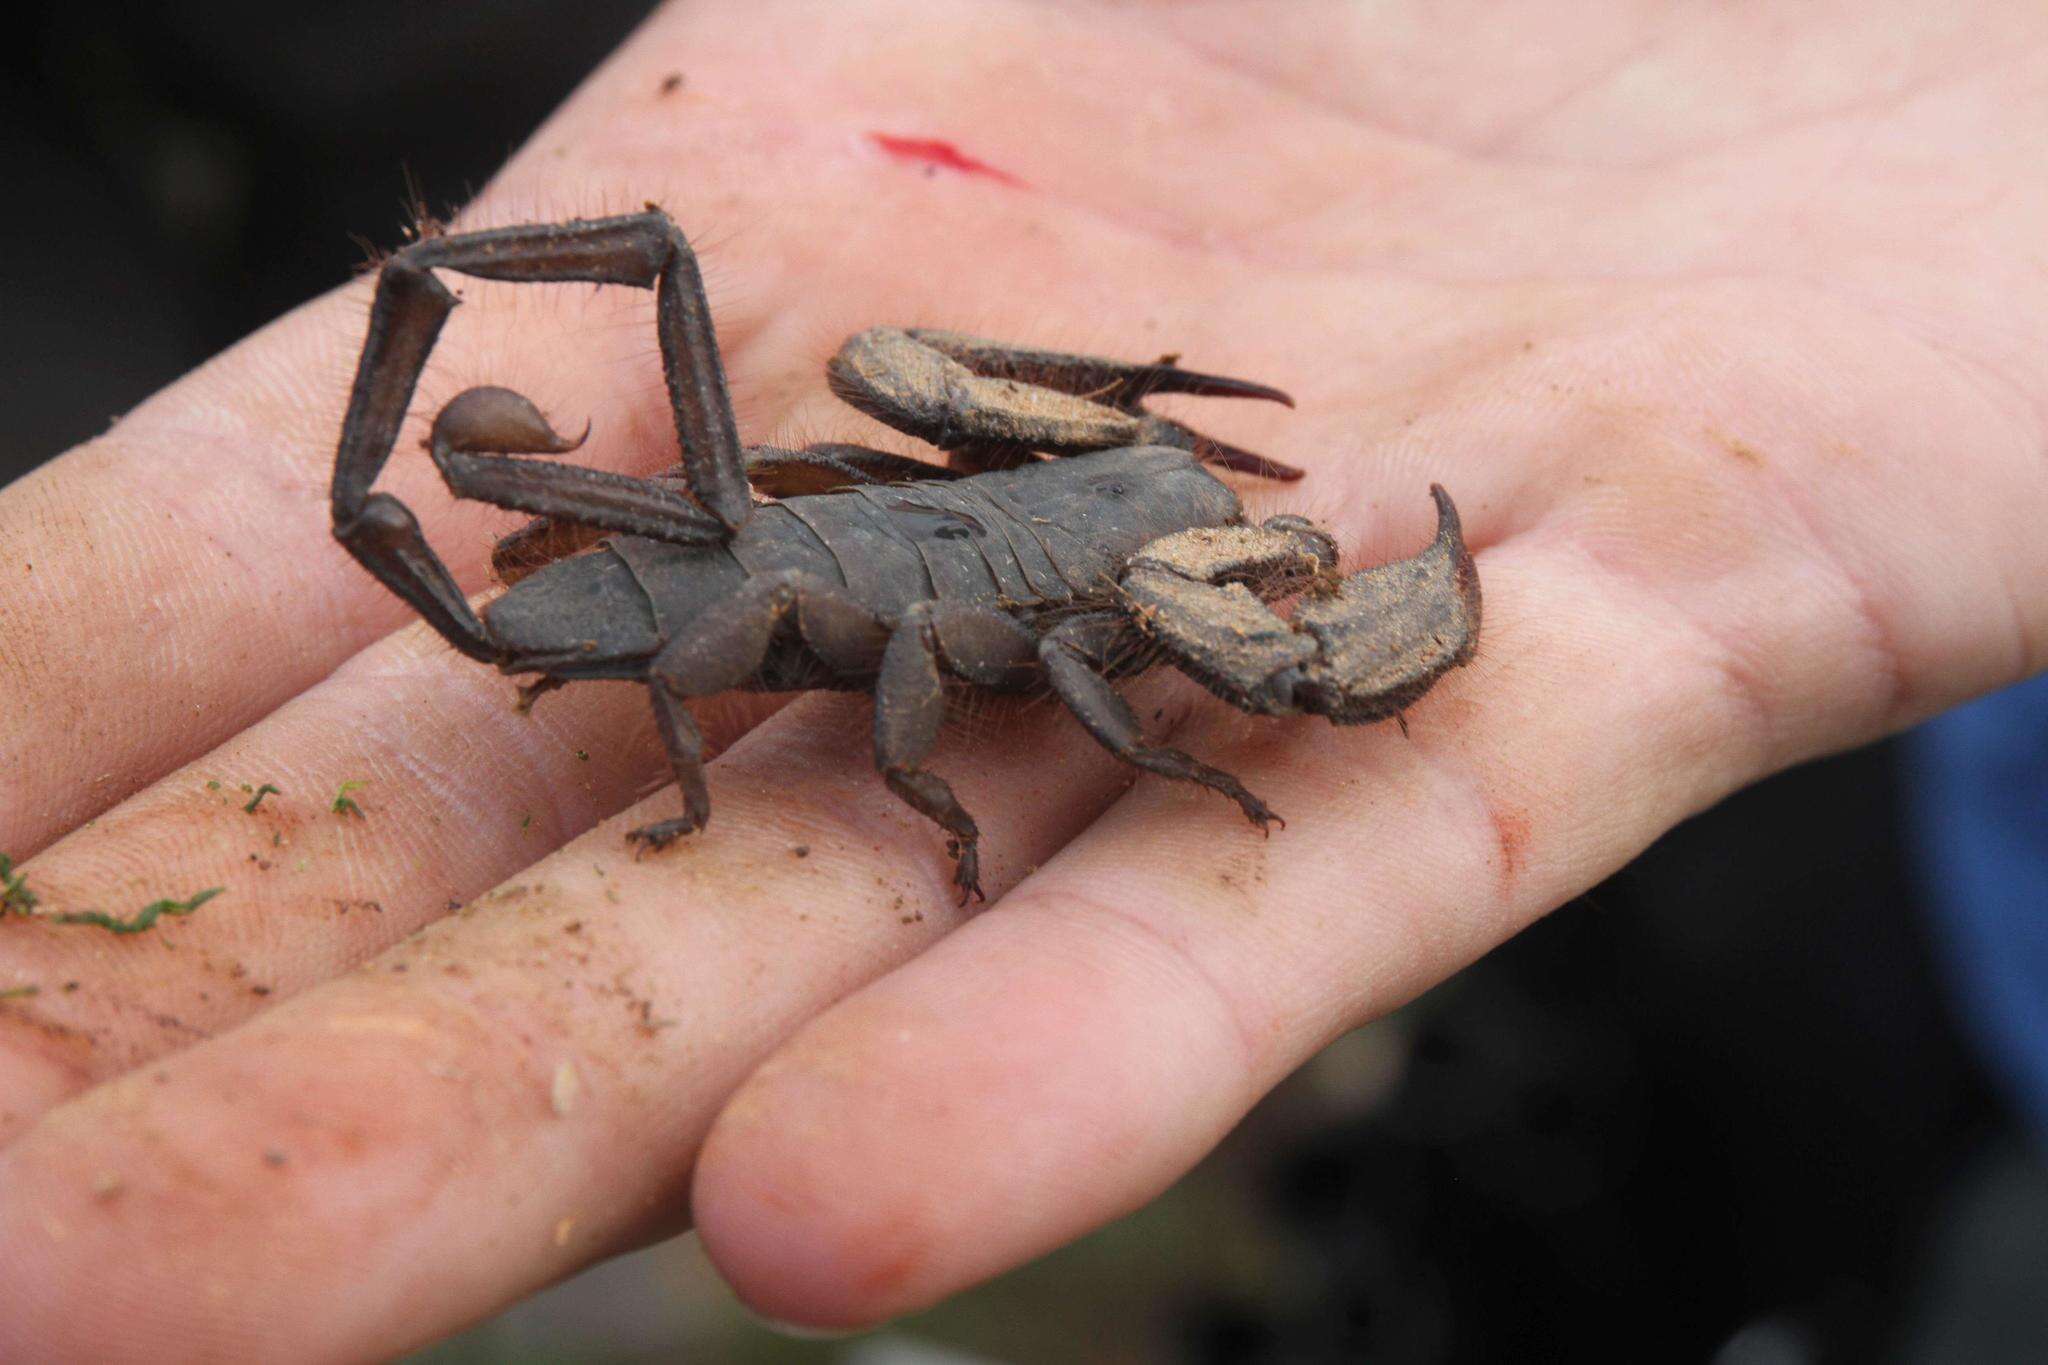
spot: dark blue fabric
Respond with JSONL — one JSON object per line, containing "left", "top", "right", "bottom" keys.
{"left": 1906, "top": 673, "right": 2048, "bottom": 1139}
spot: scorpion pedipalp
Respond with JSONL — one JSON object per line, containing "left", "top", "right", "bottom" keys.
{"left": 1121, "top": 487, "right": 1480, "bottom": 725}
{"left": 826, "top": 327, "right": 1306, "bottom": 479}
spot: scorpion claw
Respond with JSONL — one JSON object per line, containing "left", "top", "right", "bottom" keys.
{"left": 1124, "top": 487, "right": 1481, "bottom": 726}
{"left": 828, "top": 328, "right": 1306, "bottom": 480}
{"left": 1142, "top": 417, "right": 1307, "bottom": 482}
{"left": 1287, "top": 486, "right": 1481, "bottom": 723}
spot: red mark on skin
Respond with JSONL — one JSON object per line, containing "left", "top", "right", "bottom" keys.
{"left": 1489, "top": 804, "right": 1531, "bottom": 893}
{"left": 868, "top": 133, "right": 1026, "bottom": 188}
{"left": 854, "top": 1217, "right": 929, "bottom": 1299}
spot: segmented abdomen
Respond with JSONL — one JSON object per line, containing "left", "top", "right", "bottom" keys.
{"left": 744, "top": 480, "right": 1115, "bottom": 619}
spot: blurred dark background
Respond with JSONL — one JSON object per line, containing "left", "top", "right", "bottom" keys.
{"left": 7, "top": 6, "right": 2042, "bottom": 1362}
{"left": 0, "top": 1, "right": 657, "bottom": 474}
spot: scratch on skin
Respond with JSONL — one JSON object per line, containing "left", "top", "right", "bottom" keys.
{"left": 1488, "top": 802, "right": 1531, "bottom": 897}
{"left": 867, "top": 133, "right": 1026, "bottom": 188}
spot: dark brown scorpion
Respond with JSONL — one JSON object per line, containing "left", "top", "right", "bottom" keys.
{"left": 330, "top": 208, "right": 1481, "bottom": 900}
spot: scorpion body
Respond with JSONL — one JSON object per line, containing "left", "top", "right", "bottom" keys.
{"left": 332, "top": 209, "right": 1480, "bottom": 898}
{"left": 488, "top": 445, "right": 1238, "bottom": 688}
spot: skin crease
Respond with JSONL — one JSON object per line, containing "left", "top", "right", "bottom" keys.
{"left": 0, "top": 0, "right": 2044, "bottom": 1354}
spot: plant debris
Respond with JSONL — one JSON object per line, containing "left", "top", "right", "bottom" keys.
{"left": 48, "top": 888, "right": 223, "bottom": 936}
{"left": 243, "top": 783, "right": 282, "bottom": 814}
{"left": 331, "top": 781, "right": 367, "bottom": 818}
{"left": 2, "top": 856, "right": 222, "bottom": 935}
{"left": 0, "top": 984, "right": 39, "bottom": 1001}
{"left": 0, "top": 855, "right": 38, "bottom": 914}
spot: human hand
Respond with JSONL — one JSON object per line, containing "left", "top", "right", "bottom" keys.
{"left": 1, "top": 1, "right": 2043, "bottom": 1356}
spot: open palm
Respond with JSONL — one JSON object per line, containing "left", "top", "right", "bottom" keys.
{"left": 1, "top": 2, "right": 2042, "bottom": 1355}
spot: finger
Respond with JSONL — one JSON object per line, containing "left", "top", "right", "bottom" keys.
{"left": 0, "top": 607, "right": 775, "bottom": 1142}
{"left": 0, "top": 653, "right": 1205, "bottom": 1360}
{"left": 677, "top": 521, "right": 1979, "bottom": 1325}
{"left": 0, "top": 326, "right": 1467, "bottom": 1353}
{"left": 681, "top": 540, "right": 1662, "bottom": 1326}
{"left": 686, "top": 317, "right": 2048, "bottom": 1327}
{"left": 0, "top": 264, "right": 1340, "bottom": 1133}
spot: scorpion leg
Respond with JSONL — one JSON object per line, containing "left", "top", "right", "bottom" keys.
{"left": 629, "top": 571, "right": 893, "bottom": 849}
{"left": 1039, "top": 613, "right": 1281, "bottom": 830}
{"left": 825, "top": 327, "right": 1304, "bottom": 479}
{"left": 874, "top": 602, "right": 1041, "bottom": 903}
{"left": 1121, "top": 489, "right": 1481, "bottom": 725}
{"left": 333, "top": 209, "right": 751, "bottom": 649}
{"left": 326, "top": 257, "right": 496, "bottom": 659}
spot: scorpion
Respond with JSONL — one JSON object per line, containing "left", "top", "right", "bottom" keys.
{"left": 330, "top": 208, "right": 1481, "bottom": 900}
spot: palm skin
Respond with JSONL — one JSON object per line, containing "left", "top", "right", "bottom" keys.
{"left": 0, "top": 1, "right": 2042, "bottom": 1356}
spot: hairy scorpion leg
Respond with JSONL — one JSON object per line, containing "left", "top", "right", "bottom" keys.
{"left": 629, "top": 570, "right": 1041, "bottom": 904}
{"left": 1121, "top": 489, "right": 1481, "bottom": 725}
{"left": 1039, "top": 613, "right": 1283, "bottom": 830}
{"left": 629, "top": 570, "right": 894, "bottom": 851}
{"left": 874, "top": 602, "right": 1041, "bottom": 902}
{"left": 825, "top": 327, "right": 1305, "bottom": 479}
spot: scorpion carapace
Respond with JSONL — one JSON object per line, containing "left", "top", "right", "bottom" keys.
{"left": 331, "top": 208, "right": 1481, "bottom": 900}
